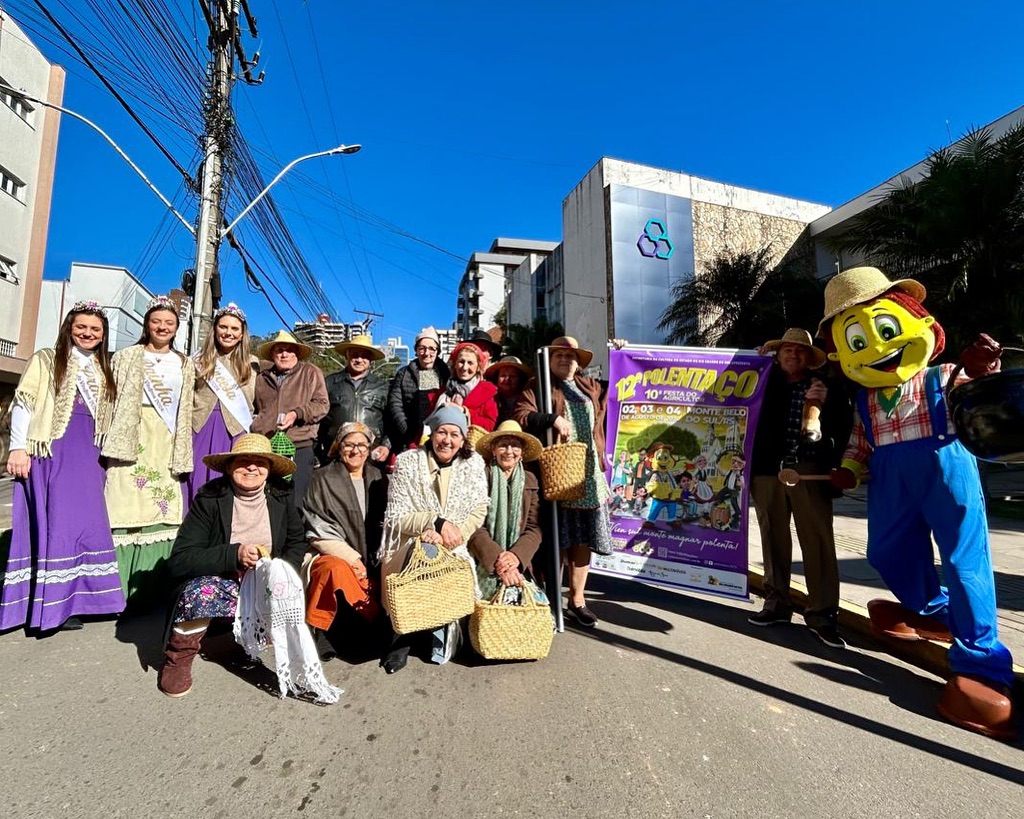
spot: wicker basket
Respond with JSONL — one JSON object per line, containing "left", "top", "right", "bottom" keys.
{"left": 465, "top": 424, "right": 487, "bottom": 449}
{"left": 470, "top": 584, "right": 554, "bottom": 660}
{"left": 385, "top": 539, "right": 476, "bottom": 635}
{"left": 538, "top": 442, "right": 587, "bottom": 502}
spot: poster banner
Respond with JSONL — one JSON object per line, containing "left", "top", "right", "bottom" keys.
{"left": 592, "top": 346, "right": 772, "bottom": 600}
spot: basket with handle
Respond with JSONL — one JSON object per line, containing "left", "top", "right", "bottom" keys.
{"left": 269, "top": 431, "right": 296, "bottom": 482}
{"left": 465, "top": 424, "right": 488, "bottom": 449}
{"left": 385, "top": 539, "right": 476, "bottom": 634}
{"left": 470, "top": 582, "right": 554, "bottom": 660}
{"left": 537, "top": 442, "right": 587, "bottom": 502}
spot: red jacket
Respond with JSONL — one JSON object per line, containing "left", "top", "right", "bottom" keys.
{"left": 433, "top": 380, "right": 499, "bottom": 432}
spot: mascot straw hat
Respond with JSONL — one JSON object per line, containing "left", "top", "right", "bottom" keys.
{"left": 817, "top": 266, "right": 926, "bottom": 335}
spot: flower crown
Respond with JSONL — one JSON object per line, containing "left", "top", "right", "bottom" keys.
{"left": 147, "top": 294, "right": 177, "bottom": 312}
{"left": 213, "top": 302, "right": 247, "bottom": 323}
{"left": 70, "top": 300, "right": 105, "bottom": 315}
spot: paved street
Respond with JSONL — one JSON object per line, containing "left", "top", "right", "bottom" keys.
{"left": 1, "top": 574, "right": 1022, "bottom": 819}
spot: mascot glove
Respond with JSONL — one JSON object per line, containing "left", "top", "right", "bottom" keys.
{"left": 961, "top": 333, "right": 1002, "bottom": 378}
{"left": 830, "top": 466, "right": 859, "bottom": 491}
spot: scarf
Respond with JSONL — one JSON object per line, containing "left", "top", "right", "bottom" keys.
{"left": 234, "top": 558, "right": 343, "bottom": 704}
{"left": 442, "top": 375, "right": 479, "bottom": 404}
{"left": 561, "top": 379, "right": 608, "bottom": 510}
{"left": 301, "top": 462, "right": 379, "bottom": 563}
{"left": 484, "top": 463, "right": 524, "bottom": 551}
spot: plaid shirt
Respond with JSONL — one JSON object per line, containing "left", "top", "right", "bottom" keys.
{"left": 844, "top": 363, "right": 969, "bottom": 467}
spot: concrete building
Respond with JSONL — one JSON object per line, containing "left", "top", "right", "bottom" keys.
{"left": 382, "top": 336, "right": 410, "bottom": 365}
{"left": 0, "top": 12, "right": 64, "bottom": 390}
{"left": 293, "top": 314, "right": 370, "bottom": 349}
{"left": 437, "top": 327, "right": 459, "bottom": 361}
{"left": 35, "top": 262, "right": 173, "bottom": 353}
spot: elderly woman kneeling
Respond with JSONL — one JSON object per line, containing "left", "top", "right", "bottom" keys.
{"left": 301, "top": 422, "right": 388, "bottom": 658}
{"left": 468, "top": 421, "right": 548, "bottom": 604}
{"left": 379, "top": 406, "right": 489, "bottom": 673}
{"left": 158, "top": 434, "right": 306, "bottom": 698}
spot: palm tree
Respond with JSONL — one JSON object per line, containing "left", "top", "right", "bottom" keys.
{"left": 657, "top": 245, "right": 824, "bottom": 348}
{"left": 828, "top": 123, "right": 1024, "bottom": 351}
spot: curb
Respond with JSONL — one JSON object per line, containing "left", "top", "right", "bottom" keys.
{"left": 747, "top": 565, "right": 1024, "bottom": 685}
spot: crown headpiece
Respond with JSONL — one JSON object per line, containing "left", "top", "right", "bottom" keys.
{"left": 69, "top": 300, "right": 105, "bottom": 315}
{"left": 213, "top": 302, "right": 247, "bottom": 323}
{"left": 146, "top": 294, "right": 177, "bottom": 312}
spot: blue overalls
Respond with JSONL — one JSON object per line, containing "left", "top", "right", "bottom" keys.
{"left": 858, "top": 367, "right": 1014, "bottom": 687}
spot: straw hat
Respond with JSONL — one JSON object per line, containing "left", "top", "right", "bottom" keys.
{"left": 334, "top": 333, "right": 384, "bottom": 361}
{"left": 475, "top": 420, "right": 543, "bottom": 462}
{"left": 544, "top": 336, "right": 593, "bottom": 368}
{"left": 818, "top": 266, "right": 926, "bottom": 334}
{"left": 203, "top": 433, "right": 296, "bottom": 477}
{"left": 257, "top": 330, "right": 313, "bottom": 362}
{"left": 485, "top": 355, "right": 534, "bottom": 382}
{"left": 762, "top": 328, "right": 827, "bottom": 369}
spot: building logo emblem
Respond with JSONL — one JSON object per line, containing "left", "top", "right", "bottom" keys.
{"left": 637, "top": 219, "right": 674, "bottom": 260}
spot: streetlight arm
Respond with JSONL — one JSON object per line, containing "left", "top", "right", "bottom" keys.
{"left": 219, "top": 144, "right": 361, "bottom": 239}
{"left": 0, "top": 82, "right": 196, "bottom": 236}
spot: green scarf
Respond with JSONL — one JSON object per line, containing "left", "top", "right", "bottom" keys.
{"left": 485, "top": 462, "right": 525, "bottom": 550}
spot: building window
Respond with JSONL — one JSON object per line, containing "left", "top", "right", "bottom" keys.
{"left": 0, "top": 77, "right": 34, "bottom": 124}
{"left": 0, "top": 165, "right": 26, "bottom": 201}
{"left": 0, "top": 255, "right": 17, "bottom": 285}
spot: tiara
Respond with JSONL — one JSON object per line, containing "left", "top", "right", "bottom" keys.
{"left": 147, "top": 294, "right": 176, "bottom": 311}
{"left": 213, "top": 302, "right": 247, "bottom": 323}
{"left": 70, "top": 300, "right": 105, "bottom": 315}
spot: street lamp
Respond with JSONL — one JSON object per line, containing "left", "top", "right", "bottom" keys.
{"left": 219, "top": 144, "right": 362, "bottom": 239}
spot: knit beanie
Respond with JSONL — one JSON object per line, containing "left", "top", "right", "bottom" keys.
{"left": 425, "top": 405, "right": 468, "bottom": 436}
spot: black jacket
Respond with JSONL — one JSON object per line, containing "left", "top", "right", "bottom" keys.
{"left": 318, "top": 370, "right": 391, "bottom": 459}
{"left": 750, "top": 366, "right": 853, "bottom": 477}
{"left": 168, "top": 477, "right": 307, "bottom": 584}
{"left": 387, "top": 360, "right": 450, "bottom": 452}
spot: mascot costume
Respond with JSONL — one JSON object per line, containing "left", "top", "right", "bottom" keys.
{"left": 645, "top": 444, "right": 682, "bottom": 524}
{"left": 821, "top": 266, "right": 1015, "bottom": 740}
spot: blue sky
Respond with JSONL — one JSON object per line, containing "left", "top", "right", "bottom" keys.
{"left": 9, "top": 0, "right": 1024, "bottom": 344}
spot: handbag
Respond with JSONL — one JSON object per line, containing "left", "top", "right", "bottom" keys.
{"left": 385, "top": 539, "right": 476, "bottom": 635}
{"left": 537, "top": 442, "right": 587, "bottom": 502}
{"left": 469, "top": 582, "right": 554, "bottom": 660}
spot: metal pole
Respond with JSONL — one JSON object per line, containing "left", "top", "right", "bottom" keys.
{"left": 536, "top": 345, "right": 565, "bottom": 633}
{"left": 190, "top": 1, "right": 233, "bottom": 354}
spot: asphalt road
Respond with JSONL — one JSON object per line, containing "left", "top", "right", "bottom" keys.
{"left": 1, "top": 575, "right": 1021, "bottom": 819}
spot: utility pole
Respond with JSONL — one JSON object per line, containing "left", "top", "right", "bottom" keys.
{"left": 354, "top": 308, "right": 385, "bottom": 335}
{"left": 190, "top": 0, "right": 263, "bottom": 354}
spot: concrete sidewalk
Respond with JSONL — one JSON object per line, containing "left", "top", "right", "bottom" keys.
{"left": 748, "top": 479, "right": 1024, "bottom": 682}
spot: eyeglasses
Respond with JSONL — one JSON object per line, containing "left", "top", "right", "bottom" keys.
{"left": 494, "top": 440, "right": 523, "bottom": 450}
{"left": 415, "top": 345, "right": 438, "bottom": 353}
{"left": 341, "top": 442, "right": 369, "bottom": 452}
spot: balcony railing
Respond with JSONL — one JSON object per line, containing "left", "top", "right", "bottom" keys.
{"left": 0, "top": 337, "right": 17, "bottom": 357}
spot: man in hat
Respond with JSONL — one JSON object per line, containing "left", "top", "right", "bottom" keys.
{"left": 317, "top": 334, "right": 391, "bottom": 466}
{"left": 466, "top": 328, "right": 503, "bottom": 362}
{"left": 822, "top": 266, "right": 1014, "bottom": 739}
{"left": 251, "top": 330, "right": 329, "bottom": 502}
{"left": 748, "top": 328, "right": 852, "bottom": 650}
{"left": 387, "top": 326, "right": 450, "bottom": 453}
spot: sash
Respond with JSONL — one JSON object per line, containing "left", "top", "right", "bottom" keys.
{"left": 75, "top": 360, "right": 100, "bottom": 419}
{"left": 143, "top": 357, "right": 182, "bottom": 435}
{"left": 208, "top": 358, "right": 254, "bottom": 430}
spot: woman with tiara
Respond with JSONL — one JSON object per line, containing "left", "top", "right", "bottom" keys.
{"left": 102, "top": 295, "right": 195, "bottom": 610}
{"left": 1, "top": 301, "right": 125, "bottom": 632}
{"left": 185, "top": 303, "right": 258, "bottom": 507}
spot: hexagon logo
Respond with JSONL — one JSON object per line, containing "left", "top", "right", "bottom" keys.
{"left": 637, "top": 218, "right": 674, "bottom": 260}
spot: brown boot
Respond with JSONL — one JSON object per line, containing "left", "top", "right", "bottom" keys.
{"left": 937, "top": 674, "right": 1017, "bottom": 741}
{"left": 866, "top": 599, "right": 953, "bottom": 643}
{"left": 158, "top": 629, "right": 205, "bottom": 698}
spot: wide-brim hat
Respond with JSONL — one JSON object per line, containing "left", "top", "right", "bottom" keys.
{"left": 485, "top": 355, "right": 534, "bottom": 382}
{"left": 468, "top": 329, "right": 502, "bottom": 359}
{"left": 817, "top": 266, "right": 926, "bottom": 335}
{"left": 475, "top": 420, "right": 543, "bottom": 462}
{"left": 544, "top": 336, "right": 593, "bottom": 368}
{"left": 762, "top": 328, "right": 827, "bottom": 369}
{"left": 334, "top": 333, "right": 384, "bottom": 361}
{"left": 203, "top": 432, "right": 296, "bottom": 477}
{"left": 257, "top": 330, "right": 314, "bottom": 362}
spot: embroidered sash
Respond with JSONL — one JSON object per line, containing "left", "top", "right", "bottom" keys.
{"left": 75, "top": 360, "right": 100, "bottom": 419}
{"left": 143, "top": 357, "right": 182, "bottom": 435}
{"left": 208, "top": 358, "right": 253, "bottom": 430}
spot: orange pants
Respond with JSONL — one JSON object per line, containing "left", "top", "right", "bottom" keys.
{"left": 305, "top": 556, "right": 382, "bottom": 630}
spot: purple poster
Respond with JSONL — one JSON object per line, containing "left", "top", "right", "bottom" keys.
{"left": 592, "top": 346, "right": 772, "bottom": 600}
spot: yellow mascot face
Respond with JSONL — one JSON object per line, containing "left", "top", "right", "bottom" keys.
{"left": 827, "top": 298, "right": 936, "bottom": 389}
{"left": 652, "top": 446, "right": 676, "bottom": 472}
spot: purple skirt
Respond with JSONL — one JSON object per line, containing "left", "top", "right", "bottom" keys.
{"left": 1, "top": 397, "right": 126, "bottom": 631}
{"left": 184, "top": 408, "right": 237, "bottom": 512}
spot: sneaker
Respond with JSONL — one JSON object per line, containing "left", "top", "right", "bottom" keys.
{"left": 748, "top": 608, "right": 792, "bottom": 627}
{"left": 567, "top": 603, "right": 598, "bottom": 628}
{"left": 808, "top": 624, "right": 847, "bottom": 649}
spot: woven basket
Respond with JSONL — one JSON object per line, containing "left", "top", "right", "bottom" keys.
{"left": 269, "top": 431, "right": 296, "bottom": 482}
{"left": 385, "top": 539, "right": 476, "bottom": 635}
{"left": 466, "top": 424, "right": 487, "bottom": 449}
{"left": 470, "top": 583, "right": 554, "bottom": 660}
{"left": 538, "top": 442, "right": 587, "bottom": 502}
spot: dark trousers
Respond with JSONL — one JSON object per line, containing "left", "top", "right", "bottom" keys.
{"left": 292, "top": 445, "right": 316, "bottom": 505}
{"left": 750, "top": 472, "right": 839, "bottom": 626}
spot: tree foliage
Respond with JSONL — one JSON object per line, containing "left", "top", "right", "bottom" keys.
{"left": 625, "top": 423, "right": 701, "bottom": 461}
{"left": 827, "top": 123, "right": 1024, "bottom": 351}
{"left": 502, "top": 317, "right": 566, "bottom": 363}
{"left": 657, "top": 246, "right": 824, "bottom": 349}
